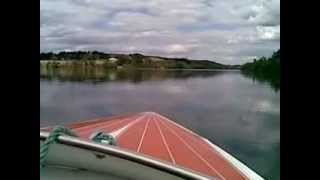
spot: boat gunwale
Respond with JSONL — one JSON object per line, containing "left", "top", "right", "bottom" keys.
{"left": 40, "top": 130, "right": 216, "bottom": 180}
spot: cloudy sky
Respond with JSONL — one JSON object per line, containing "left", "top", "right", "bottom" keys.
{"left": 40, "top": 0, "right": 280, "bottom": 64}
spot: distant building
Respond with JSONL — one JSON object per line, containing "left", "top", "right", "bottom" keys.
{"left": 109, "top": 57, "right": 118, "bottom": 63}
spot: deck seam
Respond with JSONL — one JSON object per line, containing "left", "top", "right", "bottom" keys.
{"left": 158, "top": 118, "right": 226, "bottom": 180}
{"left": 137, "top": 116, "right": 151, "bottom": 152}
{"left": 202, "top": 138, "right": 263, "bottom": 180}
{"left": 75, "top": 117, "right": 132, "bottom": 132}
{"left": 66, "top": 113, "right": 142, "bottom": 129}
{"left": 152, "top": 112, "right": 248, "bottom": 179}
{"left": 111, "top": 115, "right": 146, "bottom": 138}
{"left": 151, "top": 112, "right": 200, "bottom": 137}
{"left": 76, "top": 120, "right": 131, "bottom": 137}
{"left": 154, "top": 117, "right": 176, "bottom": 165}
{"left": 195, "top": 137, "right": 249, "bottom": 180}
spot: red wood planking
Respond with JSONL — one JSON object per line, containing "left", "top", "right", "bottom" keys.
{"left": 75, "top": 117, "right": 134, "bottom": 138}
{"left": 116, "top": 116, "right": 149, "bottom": 151}
{"left": 71, "top": 114, "right": 140, "bottom": 132}
{"left": 156, "top": 116, "right": 224, "bottom": 179}
{"left": 162, "top": 116, "right": 246, "bottom": 180}
{"left": 44, "top": 113, "right": 141, "bottom": 132}
{"left": 65, "top": 113, "right": 141, "bottom": 129}
{"left": 138, "top": 116, "right": 174, "bottom": 163}
{"left": 77, "top": 119, "right": 132, "bottom": 139}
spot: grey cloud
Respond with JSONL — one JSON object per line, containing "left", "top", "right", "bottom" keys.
{"left": 41, "top": 0, "right": 280, "bottom": 64}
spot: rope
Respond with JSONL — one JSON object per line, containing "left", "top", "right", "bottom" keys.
{"left": 40, "top": 126, "right": 78, "bottom": 169}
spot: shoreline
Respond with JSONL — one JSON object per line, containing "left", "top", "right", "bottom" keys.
{"left": 40, "top": 60, "right": 241, "bottom": 70}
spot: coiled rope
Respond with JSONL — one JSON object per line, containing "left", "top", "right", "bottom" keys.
{"left": 40, "top": 126, "right": 78, "bottom": 169}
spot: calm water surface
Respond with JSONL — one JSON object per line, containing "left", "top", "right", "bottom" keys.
{"left": 40, "top": 68, "right": 280, "bottom": 180}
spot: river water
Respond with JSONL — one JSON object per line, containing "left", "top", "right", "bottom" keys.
{"left": 40, "top": 68, "right": 280, "bottom": 179}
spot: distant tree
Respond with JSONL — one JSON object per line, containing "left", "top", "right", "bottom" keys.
{"left": 241, "top": 49, "right": 280, "bottom": 91}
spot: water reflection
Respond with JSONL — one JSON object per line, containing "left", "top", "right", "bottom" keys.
{"left": 241, "top": 71, "right": 280, "bottom": 92}
{"left": 40, "top": 67, "right": 279, "bottom": 180}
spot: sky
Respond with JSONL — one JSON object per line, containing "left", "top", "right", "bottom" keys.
{"left": 40, "top": 0, "right": 280, "bottom": 64}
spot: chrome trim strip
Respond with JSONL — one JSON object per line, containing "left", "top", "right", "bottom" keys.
{"left": 40, "top": 131, "right": 215, "bottom": 180}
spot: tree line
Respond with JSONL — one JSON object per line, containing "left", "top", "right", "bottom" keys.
{"left": 40, "top": 51, "right": 114, "bottom": 60}
{"left": 241, "top": 49, "right": 280, "bottom": 75}
{"left": 40, "top": 51, "right": 239, "bottom": 69}
{"left": 241, "top": 49, "right": 280, "bottom": 91}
